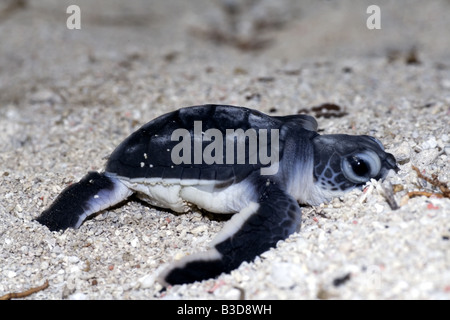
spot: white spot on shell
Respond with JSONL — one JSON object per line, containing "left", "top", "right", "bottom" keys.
{"left": 144, "top": 153, "right": 148, "bottom": 159}
{"left": 140, "top": 162, "right": 145, "bottom": 168}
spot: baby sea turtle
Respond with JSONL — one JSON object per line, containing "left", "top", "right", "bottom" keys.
{"left": 36, "top": 104, "right": 399, "bottom": 286}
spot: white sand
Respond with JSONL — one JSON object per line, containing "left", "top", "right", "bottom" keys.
{"left": 0, "top": 0, "right": 449, "bottom": 299}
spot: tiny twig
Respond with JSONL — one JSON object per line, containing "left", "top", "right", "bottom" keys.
{"left": 233, "top": 286, "right": 246, "bottom": 300}
{"left": 382, "top": 181, "right": 399, "bottom": 210}
{"left": 0, "top": 280, "right": 49, "bottom": 300}
{"left": 410, "top": 165, "right": 449, "bottom": 199}
{"left": 407, "top": 191, "right": 444, "bottom": 199}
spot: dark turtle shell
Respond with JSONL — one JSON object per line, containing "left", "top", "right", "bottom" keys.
{"left": 105, "top": 104, "right": 318, "bottom": 182}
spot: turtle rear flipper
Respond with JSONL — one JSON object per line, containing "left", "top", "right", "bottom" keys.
{"left": 159, "top": 180, "right": 302, "bottom": 285}
{"left": 36, "top": 172, "right": 132, "bottom": 231}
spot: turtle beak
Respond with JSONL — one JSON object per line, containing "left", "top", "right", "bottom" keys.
{"left": 385, "top": 152, "right": 400, "bottom": 173}
{"left": 377, "top": 152, "right": 399, "bottom": 181}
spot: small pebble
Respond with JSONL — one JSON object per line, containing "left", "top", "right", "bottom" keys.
{"left": 68, "top": 256, "right": 80, "bottom": 264}
{"left": 421, "top": 136, "right": 437, "bottom": 150}
{"left": 392, "top": 141, "right": 411, "bottom": 164}
{"left": 444, "top": 145, "right": 450, "bottom": 156}
{"left": 269, "top": 262, "right": 304, "bottom": 289}
{"left": 68, "top": 292, "right": 88, "bottom": 300}
{"left": 6, "top": 270, "right": 17, "bottom": 278}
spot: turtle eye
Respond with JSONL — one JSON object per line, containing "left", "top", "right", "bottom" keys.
{"left": 342, "top": 150, "right": 381, "bottom": 184}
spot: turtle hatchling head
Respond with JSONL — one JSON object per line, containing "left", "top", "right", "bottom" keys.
{"left": 311, "top": 134, "right": 399, "bottom": 197}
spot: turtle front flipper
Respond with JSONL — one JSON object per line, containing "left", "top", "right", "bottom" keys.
{"left": 158, "top": 180, "right": 302, "bottom": 286}
{"left": 36, "top": 172, "right": 132, "bottom": 231}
